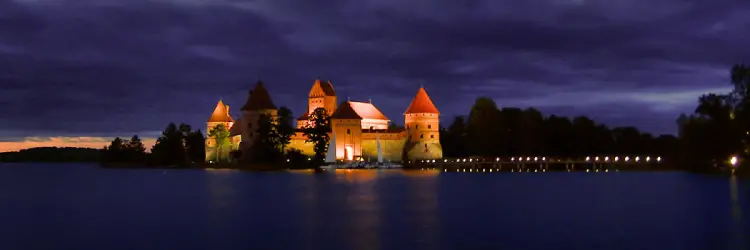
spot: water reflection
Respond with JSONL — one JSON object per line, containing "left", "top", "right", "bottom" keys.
{"left": 729, "top": 175, "right": 746, "bottom": 249}
{"left": 298, "top": 171, "right": 319, "bottom": 250}
{"left": 406, "top": 170, "right": 440, "bottom": 249}
{"left": 335, "top": 170, "right": 381, "bottom": 250}
{"left": 205, "top": 169, "right": 240, "bottom": 228}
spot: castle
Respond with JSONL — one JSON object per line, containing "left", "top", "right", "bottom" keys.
{"left": 205, "top": 80, "right": 442, "bottom": 162}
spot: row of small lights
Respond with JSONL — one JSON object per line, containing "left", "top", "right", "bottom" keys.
{"left": 421, "top": 156, "right": 662, "bottom": 163}
{"left": 420, "top": 168, "right": 618, "bottom": 173}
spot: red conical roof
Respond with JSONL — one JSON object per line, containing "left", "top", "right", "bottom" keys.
{"left": 241, "top": 81, "right": 277, "bottom": 111}
{"left": 309, "top": 79, "right": 336, "bottom": 97}
{"left": 405, "top": 87, "right": 439, "bottom": 114}
{"left": 208, "top": 99, "right": 234, "bottom": 122}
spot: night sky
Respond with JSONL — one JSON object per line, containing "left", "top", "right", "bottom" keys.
{"left": 1, "top": 0, "right": 749, "bottom": 151}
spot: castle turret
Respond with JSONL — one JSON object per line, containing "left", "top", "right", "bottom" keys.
{"left": 206, "top": 99, "right": 234, "bottom": 147}
{"left": 298, "top": 79, "right": 337, "bottom": 128}
{"left": 238, "top": 81, "right": 278, "bottom": 152}
{"left": 404, "top": 87, "right": 442, "bottom": 160}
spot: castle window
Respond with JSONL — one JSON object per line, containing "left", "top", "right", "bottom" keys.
{"left": 420, "top": 134, "right": 423, "bottom": 139}
{"left": 370, "top": 126, "right": 374, "bottom": 130}
{"left": 430, "top": 135, "right": 434, "bottom": 139}
{"left": 428, "top": 124, "right": 432, "bottom": 129}
{"left": 248, "top": 123, "right": 252, "bottom": 129}
{"left": 416, "top": 125, "right": 419, "bottom": 129}
{"left": 347, "top": 129, "right": 351, "bottom": 135}
{"left": 249, "top": 132, "right": 253, "bottom": 138}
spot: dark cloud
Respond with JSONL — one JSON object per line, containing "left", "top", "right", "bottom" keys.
{"left": 1, "top": 0, "right": 748, "bottom": 139}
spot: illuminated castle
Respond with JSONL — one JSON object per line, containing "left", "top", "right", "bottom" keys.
{"left": 206, "top": 80, "right": 442, "bottom": 162}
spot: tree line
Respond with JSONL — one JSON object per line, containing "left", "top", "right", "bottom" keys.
{"left": 0, "top": 147, "right": 101, "bottom": 162}
{"left": 440, "top": 99, "right": 679, "bottom": 160}
{"left": 100, "top": 123, "right": 206, "bottom": 167}
{"left": 678, "top": 64, "right": 750, "bottom": 174}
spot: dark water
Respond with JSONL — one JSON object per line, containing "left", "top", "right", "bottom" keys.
{"left": 1, "top": 164, "right": 749, "bottom": 250}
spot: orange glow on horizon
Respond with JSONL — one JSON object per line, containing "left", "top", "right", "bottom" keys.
{"left": 0, "top": 137, "right": 158, "bottom": 153}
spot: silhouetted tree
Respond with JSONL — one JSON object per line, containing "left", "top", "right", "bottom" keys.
{"left": 274, "top": 107, "right": 295, "bottom": 154}
{"left": 466, "top": 97, "right": 501, "bottom": 156}
{"left": 303, "top": 107, "right": 331, "bottom": 166}
{"left": 151, "top": 123, "right": 188, "bottom": 166}
{"left": 185, "top": 130, "right": 206, "bottom": 164}
{"left": 441, "top": 116, "right": 468, "bottom": 157}
{"left": 249, "top": 114, "right": 282, "bottom": 163}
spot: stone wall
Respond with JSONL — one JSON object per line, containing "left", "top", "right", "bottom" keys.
{"left": 360, "top": 137, "right": 406, "bottom": 162}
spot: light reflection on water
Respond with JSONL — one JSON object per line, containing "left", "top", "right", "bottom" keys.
{"left": 729, "top": 175, "right": 747, "bottom": 249}
{"left": 1, "top": 164, "right": 749, "bottom": 250}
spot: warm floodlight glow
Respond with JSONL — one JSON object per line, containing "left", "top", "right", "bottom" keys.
{"left": 586, "top": 156, "right": 590, "bottom": 161}
{"left": 646, "top": 156, "right": 650, "bottom": 162}
{"left": 605, "top": 156, "right": 609, "bottom": 161}
{"left": 625, "top": 156, "right": 629, "bottom": 162}
{"left": 614, "top": 156, "right": 619, "bottom": 162}
{"left": 730, "top": 156, "right": 738, "bottom": 166}
{"left": 635, "top": 156, "right": 640, "bottom": 162}
{"left": 511, "top": 157, "right": 515, "bottom": 161}
{"left": 656, "top": 157, "right": 661, "bottom": 162}
{"left": 595, "top": 156, "right": 599, "bottom": 161}
{"left": 534, "top": 157, "right": 538, "bottom": 161}
{"left": 496, "top": 157, "right": 500, "bottom": 162}
{"left": 526, "top": 157, "right": 530, "bottom": 161}
{"left": 542, "top": 157, "right": 546, "bottom": 161}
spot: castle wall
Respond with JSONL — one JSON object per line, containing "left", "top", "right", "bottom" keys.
{"left": 360, "top": 132, "right": 406, "bottom": 162}
{"left": 361, "top": 118, "right": 389, "bottom": 130}
{"left": 288, "top": 132, "right": 315, "bottom": 156}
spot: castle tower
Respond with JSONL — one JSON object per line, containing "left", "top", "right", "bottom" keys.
{"left": 404, "top": 87, "right": 442, "bottom": 160}
{"left": 206, "top": 99, "right": 235, "bottom": 148}
{"left": 297, "top": 79, "right": 337, "bottom": 128}
{"left": 330, "top": 101, "right": 363, "bottom": 161}
{"left": 206, "top": 99, "right": 239, "bottom": 161}
{"left": 238, "top": 81, "right": 278, "bottom": 153}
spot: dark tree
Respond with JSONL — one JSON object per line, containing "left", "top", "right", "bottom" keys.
{"left": 151, "top": 123, "right": 188, "bottom": 166}
{"left": 274, "top": 106, "right": 295, "bottom": 154}
{"left": 466, "top": 97, "right": 502, "bottom": 157}
{"left": 185, "top": 130, "right": 206, "bottom": 164}
{"left": 249, "top": 114, "right": 283, "bottom": 163}
{"left": 440, "top": 116, "right": 468, "bottom": 157}
{"left": 303, "top": 107, "right": 331, "bottom": 166}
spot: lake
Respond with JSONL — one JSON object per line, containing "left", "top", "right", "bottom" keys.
{"left": 0, "top": 163, "right": 749, "bottom": 250}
